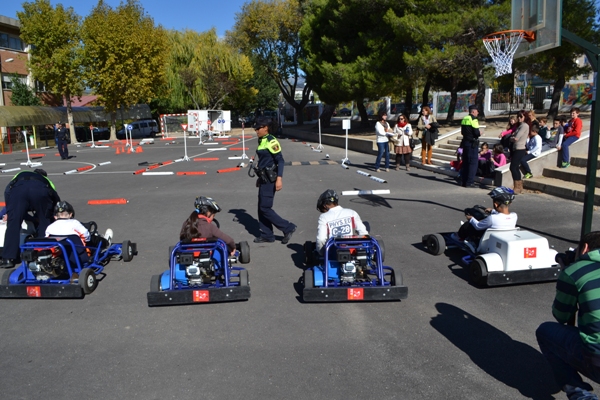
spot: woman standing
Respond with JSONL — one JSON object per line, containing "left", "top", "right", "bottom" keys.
{"left": 417, "top": 106, "right": 438, "bottom": 165}
{"left": 509, "top": 111, "right": 530, "bottom": 194}
{"left": 374, "top": 111, "right": 393, "bottom": 172}
{"left": 252, "top": 116, "right": 296, "bottom": 244}
{"left": 393, "top": 115, "right": 414, "bottom": 171}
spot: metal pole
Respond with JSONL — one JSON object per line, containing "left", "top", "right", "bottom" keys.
{"left": 581, "top": 64, "right": 599, "bottom": 237}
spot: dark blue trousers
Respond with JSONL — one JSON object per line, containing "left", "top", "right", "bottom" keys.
{"left": 57, "top": 138, "right": 69, "bottom": 159}
{"left": 257, "top": 182, "right": 293, "bottom": 240}
{"left": 461, "top": 145, "right": 479, "bottom": 186}
{"left": 4, "top": 181, "right": 54, "bottom": 260}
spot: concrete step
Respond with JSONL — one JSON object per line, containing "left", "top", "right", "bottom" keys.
{"left": 571, "top": 156, "right": 600, "bottom": 169}
{"left": 439, "top": 143, "right": 460, "bottom": 151}
{"left": 434, "top": 148, "right": 457, "bottom": 156}
{"left": 523, "top": 176, "right": 600, "bottom": 205}
{"left": 542, "top": 165, "right": 600, "bottom": 188}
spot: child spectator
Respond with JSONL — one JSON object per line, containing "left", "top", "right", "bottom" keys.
{"left": 538, "top": 117, "right": 550, "bottom": 144}
{"left": 521, "top": 125, "right": 542, "bottom": 179}
{"left": 559, "top": 108, "right": 582, "bottom": 168}
{"left": 543, "top": 117, "right": 565, "bottom": 152}
{"left": 492, "top": 144, "right": 507, "bottom": 168}
{"left": 450, "top": 148, "right": 463, "bottom": 175}
{"left": 499, "top": 116, "right": 518, "bottom": 151}
{"left": 477, "top": 142, "right": 493, "bottom": 177}
{"left": 478, "top": 142, "right": 492, "bottom": 161}
{"left": 180, "top": 196, "right": 236, "bottom": 255}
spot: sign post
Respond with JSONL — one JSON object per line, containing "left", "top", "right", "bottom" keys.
{"left": 341, "top": 119, "right": 351, "bottom": 167}
{"left": 181, "top": 123, "right": 190, "bottom": 161}
{"left": 126, "top": 124, "right": 133, "bottom": 148}
{"left": 89, "top": 125, "right": 96, "bottom": 148}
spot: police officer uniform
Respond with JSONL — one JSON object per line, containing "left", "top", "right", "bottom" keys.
{"left": 253, "top": 117, "right": 296, "bottom": 244}
{"left": 460, "top": 105, "right": 481, "bottom": 187}
{"left": 1, "top": 170, "right": 60, "bottom": 267}
{"left": 56, "top": 122, "right": 69, "bottom": 160}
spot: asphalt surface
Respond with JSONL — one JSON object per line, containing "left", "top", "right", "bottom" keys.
{"left": 0, "top": 132, "right": 597, "bottom": 400}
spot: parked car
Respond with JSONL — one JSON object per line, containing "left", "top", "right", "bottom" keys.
{"left": 117, "top": 120, "right": 159, "bottom": 140}
{"left": 338, "top": 107, "right": 351, "bottom": 116}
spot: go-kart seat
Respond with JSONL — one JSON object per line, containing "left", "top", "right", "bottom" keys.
{"left": 477, "top": 227, "right": 520, "bottom": 253}
{"left": 47, "top": 234, "right": 90, "bottom": 267}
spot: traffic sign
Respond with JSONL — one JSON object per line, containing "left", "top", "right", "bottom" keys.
{"left": 181, "top": 124, "right": 188, "bottom": 131}
{"left": 207, "top": 119, "right": 212, "bottom": 125}
{"left": 127, "top": 125, "right": 132, "bottom": 131}
{"left": 515, "top": 87, "right": 522, "bottom": 96}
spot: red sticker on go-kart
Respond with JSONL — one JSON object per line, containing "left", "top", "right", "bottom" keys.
{"left": 347, "top": 288, "right": 364, "bottom": 300}
{"left": 26, "top": 286, "right": 41, "bottom": 298}
{"left": 524, "top": 247, "right": 537, "bottom": 258}
{"left": 193, "top": 290, "right": 210, "bottom": 302}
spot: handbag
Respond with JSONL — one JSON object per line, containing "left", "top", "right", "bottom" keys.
{"left": 410, "top": 138, "right": 420, "bottom": 149}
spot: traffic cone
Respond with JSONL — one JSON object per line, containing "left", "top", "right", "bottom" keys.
{"left": 127, "top": 146, "right": 132, "bottom": 154}
{"left": 136, "top": 146, "right": 143, "bottom": 153}
{"left": 116, "top": 147, "right": 120, "bottom": 155}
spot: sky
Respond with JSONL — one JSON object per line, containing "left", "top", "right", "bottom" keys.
{"left": 2, "top": 0, "right": 247, "bottom": 37}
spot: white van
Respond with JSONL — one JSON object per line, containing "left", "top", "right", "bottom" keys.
{"left": 117, "top": 120, "right": 159, "bottom": 139}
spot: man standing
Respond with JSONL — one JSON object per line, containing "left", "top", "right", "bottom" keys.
{"left": 1, "top": 169, "right": 60, "bottom": 268}
{"left": 536, "top": 231, "right": 600, "bottom": 400}
{"left": 459, "top": 105, "right": 481, "bottom": 188}
{"left": 55, "top": 121, "right": 69, "bottom": 160}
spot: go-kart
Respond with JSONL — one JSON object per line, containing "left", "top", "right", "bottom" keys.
{"left": 0, "top": 223, "right": 136, "bottom": 298}
{"left": 147, "top": 238, "right": 251, "bottom": 306}
{"left": 302, "top": 235, "right": 408, "bottom": 302}
{"left": 422, "top": 206, "right": 560, "bottom": 286}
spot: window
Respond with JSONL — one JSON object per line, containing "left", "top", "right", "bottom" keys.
{"left": 35, "top": 80, "right": 47, "bottom": 92}
{"left": 140, "top": 123, "right": 148, "bottom": 128}
{"left": 1, "top": 74, "right": 26, "bottom": 90}
{"left": 0, "top": 33, "right": 24, "bottom": 51}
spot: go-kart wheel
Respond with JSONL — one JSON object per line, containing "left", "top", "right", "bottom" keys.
{"left": 238, "top": 241, "right": 251, "bottom": 264}
{"left": 303, "top": 241, "right": 315, "bottom": 265}
{"left": 150, "top": 274, "right": 161, "bottom": 292}
{"left": 304, "top": 269, "right": 314, "bottom": 289}
{"left": 426, "top": 234, "right": 445, "bottom": 256}
{"left": 1, "top": 269, "right": 13, "bottom": 285}
{"left": 122, "top": 240, "right": 134, "bottom": 262}
{"left": 80, "top": 268, "right": 98, "bottom": 294}
{"left": 469, "top": 258, "right": 488, "bottom": 287}
{"left": 376, "top": 239, "right": 385, "bottom": 263}
{"left": 388, "top": 267, "right": 403, "bottom": 286}
{"left": 239, "top": 270, "right": 249, "bottom": 286}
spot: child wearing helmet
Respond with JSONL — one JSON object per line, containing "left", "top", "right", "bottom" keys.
{"left": 454, "top": 186, "right": 518, "bottom": 244}
{"left": 45, "top": 201, "right": 112, "bottom": 248}
{"left": 180, "top": 196, "right": 236, "bottom": 255}
{"left": 316, "top": 189, "right": 368, "bottom": 254}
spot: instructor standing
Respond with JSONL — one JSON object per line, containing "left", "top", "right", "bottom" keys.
{"left": 1, "top": 169, "right": 60, "bottom": 268}
{"left": 459, "top": 105, "right": 481, "bottom": 188}
{"left": 55, "top": 121, "right": 69, "bottom": 160}
{"left": 252, "top": 117, "right": 296, "bottom": 244}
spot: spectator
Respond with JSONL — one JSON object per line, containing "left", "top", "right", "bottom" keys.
{"left": 374, "top": 111, "right": 393, "bottom": 172}
{"left": 538, "top": 117, "right": 550, "bottom": 144}
{"left": 392, "top": 115, "right": 414, "bottom": 171}
{"left": 509, "top": 111, "right": 529, "bottom": 194}
{"left": 536, "top": 231, "right": 600, "bottom": 400}
{"left": 559, "top": 108, "right": 582, "bottom": 168}
{"left": 492, "top": 144, "right": 507, "bottom": 168}
{"left": 499, "top": 116, "right": 518, "bottom": 153}
{"left": 417, "top": 106, "right": 439, "bottom": 165}
{"left": 521, "top": 124, "right": 542, "bottom": 179}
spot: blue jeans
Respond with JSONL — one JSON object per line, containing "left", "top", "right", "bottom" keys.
{"left": 562, "top": 136, "right": 578, "bottom": 164}
{"left": 520, "top": 153, "right": 536, "bottom": 174}
{"left": 536, "top": 321, "right": 600, "bottom": 400}
{"left": 375, "top": 142, "right": 389, "bottom": 170}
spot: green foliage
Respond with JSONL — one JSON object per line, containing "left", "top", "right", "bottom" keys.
{"left": 161, "top": 28, "right": 256, "bottom": 113}
{"left": 81, "top": 0, "right": 168, "bottom": 137}
{"left": 9, "top": 74, "right": 42, "bottom": 106}
{"left": 228, "top": 0, "right": 309, "bottom": 123}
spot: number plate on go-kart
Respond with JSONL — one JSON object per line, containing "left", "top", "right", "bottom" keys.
{"left": 347, "top": 288, "right": 364, "bottom": 300}
{"left": 193, "top": 290, "right": 210, "bottom": 302}
{"left": 26, "top": 286, "right": 42, "bottom": 297}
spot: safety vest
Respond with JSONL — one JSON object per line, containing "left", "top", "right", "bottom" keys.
{"left": 257, "top": 134, "right": 281, "bottom": 154}
{"left": 461, "top": 115, "right": 480, "bottom": 129}
{"left": 11, "top": 170, "right": 56, "bottom": 190}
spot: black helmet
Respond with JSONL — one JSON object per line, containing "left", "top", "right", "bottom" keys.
{"left": 489, "top": 186, "right": 515, "bottom": 205}
{"left": 54, "top": 201, "right": 74, "bottom": 217}
{"left": 194, "top": 196, "right": 221, "bottom": 214}
{"left": 317, "top": 189, "right": 338, "bottom": 213}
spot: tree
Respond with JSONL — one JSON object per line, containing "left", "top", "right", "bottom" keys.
{"left": 81, "top": 0, "right": 168, "bottom": 139}
{"left": 301, "top": 0, "right": 409, "bottom": 127}
{"left": 18, "top": 0, "right": 85, "bottom": 143}
{"left": 228, "top": 0, "right": 310, "bottom": 124}
{"left": 161, "top": 29, "right": 256, "bottom": 113}
{"left": 513, "top": 0, "right": 599, "bottom": 119}
{"left": 9, "top": 74, "right": 42, "bottom": 106}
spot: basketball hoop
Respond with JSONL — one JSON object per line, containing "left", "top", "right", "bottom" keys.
{"left": 483, "top": 30, "right": 535, "bottom": 77}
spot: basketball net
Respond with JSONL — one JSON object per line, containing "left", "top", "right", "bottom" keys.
{"left": 483, "top": 30, "right": 535, "bottom": 77}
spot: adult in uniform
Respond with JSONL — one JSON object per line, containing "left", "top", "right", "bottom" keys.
{"left": 55, "top": 121, "right": 69, "bottom": 160}
{"left": 0, "top": 169, "right": 60, "bottom": 268}
{"left": 459, "top": 105, "right": 481, "bottom": 188}
{"left": 253, "top": 117, "right": 296, "bottom": 244}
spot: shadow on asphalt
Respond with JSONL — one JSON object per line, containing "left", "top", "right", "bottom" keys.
{"left": 431, "top": 303, "right": 559, "bottom": 399}
{"left": 228, "top": 208, "right": 261, "bottom": 237}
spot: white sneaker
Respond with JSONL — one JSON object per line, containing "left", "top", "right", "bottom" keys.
{"left": 104, "top": 229, "right": 113, "bottom": 246}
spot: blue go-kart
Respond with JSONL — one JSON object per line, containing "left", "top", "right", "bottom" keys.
{"left": 147, "top": 238, "right": 251, "bottom": 306}
{"left": 0, "top": 223, "right": 136, "bottom": 298}
{"left": 302, "top": 236, "right": 408, "bottom": 302}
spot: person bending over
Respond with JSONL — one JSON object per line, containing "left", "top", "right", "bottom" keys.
{"left": 315, "top": 189, "right": 368, "bottom": 255}
{"left": 180, "top": 196, "right": 235, "bottom": 256}
{"left": 453, "top": 186, "right": 517, "bottom": 245}
{"left": 537, "top": 231, "right": 600, "bottom": 400}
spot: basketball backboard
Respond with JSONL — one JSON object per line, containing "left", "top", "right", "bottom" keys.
{"left": 512, "top": 0, "right": 562, "bottom": 58}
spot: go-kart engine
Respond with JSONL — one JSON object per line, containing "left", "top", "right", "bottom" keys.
{"left": 181, "top": 251, "right": 214, "bottom": 285}
{"left": 25, "top": 249, "right": 66, "bottom": 280}
{"left": 337, "top": 248, "right": 369, "bottom": 283}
